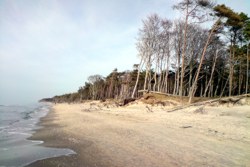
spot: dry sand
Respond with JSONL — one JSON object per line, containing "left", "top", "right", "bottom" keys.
{"left": 27, "top": 101, "right": 250, "bottom": 167}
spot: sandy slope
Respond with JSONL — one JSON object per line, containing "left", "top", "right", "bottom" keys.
{"left": 28, "top": 102, "right": 250, "bottom": 167}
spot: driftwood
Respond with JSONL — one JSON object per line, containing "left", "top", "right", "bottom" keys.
{"left": 166, "top": 94, "right": 250, "bottom": 112}
{"left": 219, "top": 97, "right": 244, "bottom": 104}
{"left": 180, "top": 125, "right": 192, "bottom": 128}
{"left": 146, "top": 106, "right": 153, "bottom": 112}
{"left": 138, "top": 90, "right": 180, "bottom": 97}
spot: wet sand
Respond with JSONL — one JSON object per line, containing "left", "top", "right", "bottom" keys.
{"left": 27, "top": 102, "right": 250, "bottom": 167}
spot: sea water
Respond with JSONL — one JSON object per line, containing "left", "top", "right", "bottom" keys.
{"left": 0, "top": 103, "right": 75, "bottom": 167}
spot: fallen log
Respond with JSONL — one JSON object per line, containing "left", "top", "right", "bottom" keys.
{"left": 166, "top": 94, "right": 250, "bottom": 112}
{"left": 138, "top": 90, "right": 180, "bottom": 97}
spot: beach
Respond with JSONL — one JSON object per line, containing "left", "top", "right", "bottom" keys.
{"left": 27, "top": 101, "right": 250, "bottom": 167}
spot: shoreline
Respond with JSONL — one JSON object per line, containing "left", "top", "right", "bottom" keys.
{"left": 0, "top": 103, "right": 75, "bottom": 167}
{"left": 26, "top": 106, "right": 102, "bottom": 167}
{"left": 26, "top": 102, "right": 250, "bottom": 167}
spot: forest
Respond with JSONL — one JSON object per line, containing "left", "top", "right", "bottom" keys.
{"left": 42, "top": 0, "right": 250, "bottom": 104}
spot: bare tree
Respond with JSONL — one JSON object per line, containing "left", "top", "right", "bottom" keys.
{"left": 203, "top": 43, "right": 224, "bottom": 97}
{"left": 131, "top": 60, "right": 144, "bottom": 98}
{"left": 173, "top": 0, "right": 215, "bottom": 98}
{"left": 136, "top": 14, "right": 161, "bottom": 92}
{"left": 188, "top": 19, "right": 221, "bottom": 103}
{"left": 172, "top": 20, "right": 184, "bottom": 95}
{"left": 88, "top": 75, "right": 104, "bottom": 100}
{"left": 160, "top": 19, "right": 173, "bottom": 93}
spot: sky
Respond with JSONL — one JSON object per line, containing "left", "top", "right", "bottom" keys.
{"left": 0, "top": 0, "right": 249, "bottom": 105}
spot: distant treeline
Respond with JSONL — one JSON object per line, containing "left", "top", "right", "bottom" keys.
{"left": 41, "top": 68, "right": 146, "bottom": 103}
{"left": 41, "top": 0, "right": 250, "bottom": 104}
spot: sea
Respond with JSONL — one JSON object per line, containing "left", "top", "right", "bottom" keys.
{"left": 0, "top": 103, "right": 75, "bottom": 167}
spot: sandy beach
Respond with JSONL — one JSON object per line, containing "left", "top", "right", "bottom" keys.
{"left": 27, "top": 101, "right": 250, "bottom": 167}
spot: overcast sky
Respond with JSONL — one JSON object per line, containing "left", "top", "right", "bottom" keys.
{"left": 0, "top": 0, "right": 249, "bottom": 105}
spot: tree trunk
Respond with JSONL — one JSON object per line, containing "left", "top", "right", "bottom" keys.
{"left": 208, "top": 79, "right": 214, "bottom": 97}
{"left": 229, "top": 45, "right": 235, "bottom": 96}
{"left": 131, "top": 60, "right": 144, "bottom": 98}
{"left": 158, "top": 56, "right": 163, "bottom": 92}
{"left": 143, "top": 57, "right": 150, "bottom": 91}
{"left": 246, "top": 43, "right": 249, "bottom": 94}
{"left": 214, "top": 75, "right": 221, "bottom": 97}
{"left": 203, "top": 48, "right": 218, "bottom": 97}
{"left": 220, "top": 77, "right": 229, "bottom": 98}
{"left": 164, "top": 54, "right": 170, "bottom": 93}
{"left": 238, "top": 60, "right": 243, "bottom": 95}
{"left": 180, "top": 8, "right": 189, "bottom": 97}
{"left": 188, "top": 59, "right": 193, "bottom": 95}
{"left": 173, "top": 51, "right": 180, "bottom": 95}
{"left": 153, "top": 63, "right": 158, "bottom": 91}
